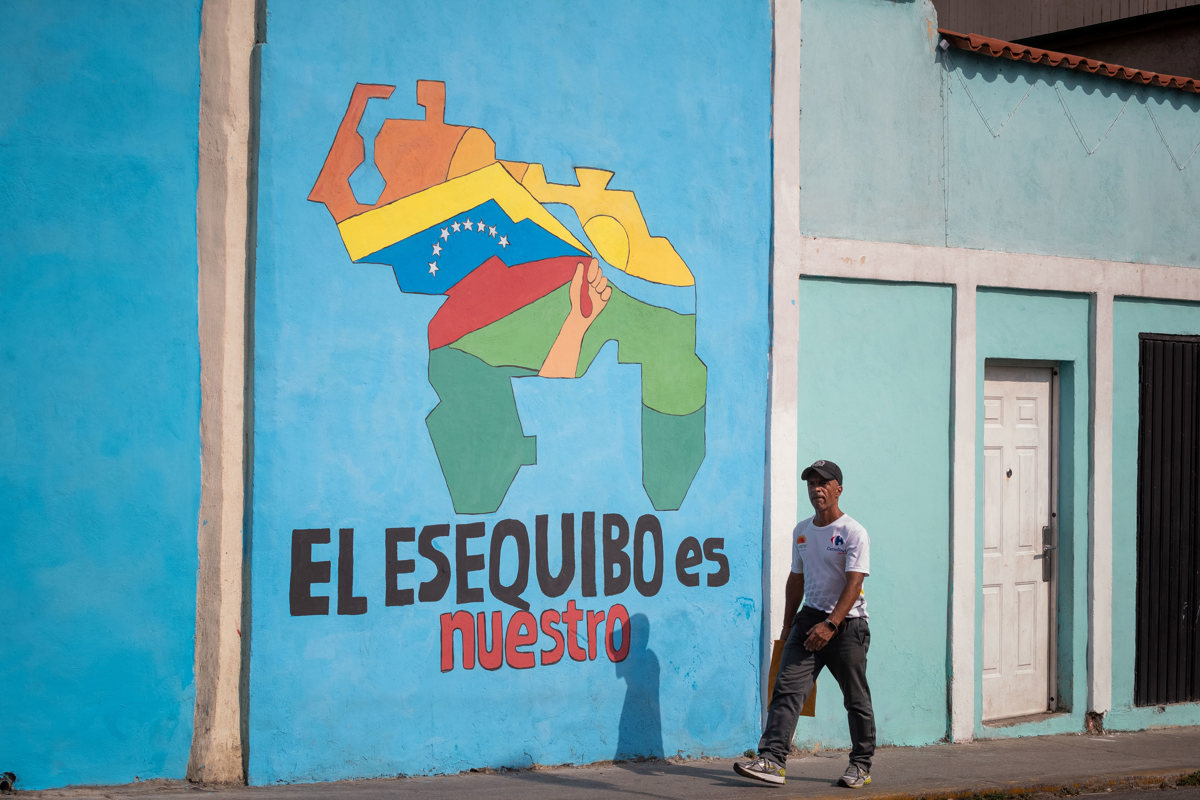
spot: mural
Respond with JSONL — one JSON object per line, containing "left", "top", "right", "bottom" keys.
{"left": 251, "top": 2, "right": 769, "bottom": 781}
{"left": 308, "top": 80, "right": 707, "bottom": 514}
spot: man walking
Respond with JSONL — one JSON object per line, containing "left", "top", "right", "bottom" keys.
{"left": 734, "top": 459, "right": 876, "bottom": 788}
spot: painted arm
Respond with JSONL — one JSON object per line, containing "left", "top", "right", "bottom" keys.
{"left": 539, "top": 258, "right": 611, "bottom": 378}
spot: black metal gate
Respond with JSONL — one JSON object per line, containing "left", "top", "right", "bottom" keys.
{"left": 1135, "top": 334, "right": 1200, "bottom": 706}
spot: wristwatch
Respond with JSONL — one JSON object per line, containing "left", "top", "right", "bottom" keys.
{"left": 823, "top": 618, "right": 838, "bottom": 632}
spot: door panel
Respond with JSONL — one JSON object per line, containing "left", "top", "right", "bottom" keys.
{"left": 982, "top": 364, "right": 1055, "bottom": 722}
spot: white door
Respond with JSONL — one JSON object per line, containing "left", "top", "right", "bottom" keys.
{"left": 981, "top": 364, "right": 1056, "bottom": 722}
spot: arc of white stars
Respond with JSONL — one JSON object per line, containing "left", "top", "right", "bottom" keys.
{"left": 422, "top": 217, "right": 515, "bottom": 275}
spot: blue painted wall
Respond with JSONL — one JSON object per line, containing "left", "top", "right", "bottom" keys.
{"left": 0, "top": 1, "right": 202, "bottom": 790}
{"left": 252, "top": 0, "right": 771, "bottom": 783}
{"left": 795, "top": 278, "right": 954, "bottom": 747}
{"left": 1110, "top": 298, "right": 1200, "bottom": 730}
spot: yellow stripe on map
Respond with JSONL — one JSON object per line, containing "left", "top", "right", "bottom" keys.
{"left": 337, "top": 163, "right": 588, "bottom": 261}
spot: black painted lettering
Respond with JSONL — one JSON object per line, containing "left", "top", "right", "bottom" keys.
{"left": 385, "top": 527, "right": 415, "bottom": 607}
{"left": 580, "top": 511, "right": 597, "bottom": 597}
{"left": 490, "top": 518, "right": 530, "bottom": 611}
{"left": 290, "top": 528, "right": 331, "bottom": 616}
{"left": 633, "top": 514, "right": 664, "bottom": 596}
{"left": 418, "top": 523, "right": 451, "bottom": 602}
{"left": 536, "top": 514, "right": 575, "bottom": 598}
{"left": 337, "top": 528, "right": 368, "bottom": 615}
{"left": 455, "top": 522, "right": 486, "bottom": 604}
{"left": 602, "top": 513, "right": 631, "bottom": 596}
{"left": 675, "top": 536, "right": 703, "bottom": 588}
{"left": 703, "top": 537, "right": 730, "bottom": 587}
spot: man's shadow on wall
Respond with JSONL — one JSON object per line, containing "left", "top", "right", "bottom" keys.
{"left": 614, "top": 613, "right": 664, "bottom": 762}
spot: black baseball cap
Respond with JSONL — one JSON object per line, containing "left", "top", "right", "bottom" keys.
{"left": 801, "top": 459, "right": 843, "bottom": 485}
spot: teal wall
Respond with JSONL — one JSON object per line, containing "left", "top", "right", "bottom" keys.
{"left": 0, "top": 0, "right": 202, "bottom": 790}
{"left": 797, "top": 0, "right": 945, "bottom": 246}
{"left": 1109, "top": 298, "right": 1200, "bottom": 730}
{"left": 796, "top": 0, "right": 1200, "bottom": 742}
{"left": 798, "top": 0, "right": 1200, "bottom": 270}
{"left": 252, "top": 0, "right": 771, "bottom": 783}
{"left": 795, "top": 278, "right": 953, "bottom": 747}
{"left": 975, "top": 289, "right": 1091, "bottom": 738}
{"left": 947, "top": 55, "right": 1200, "bottom": 267}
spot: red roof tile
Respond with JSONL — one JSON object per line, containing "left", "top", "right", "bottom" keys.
{"left": 939, "top": 28, "right": 1200, "bottom": 94}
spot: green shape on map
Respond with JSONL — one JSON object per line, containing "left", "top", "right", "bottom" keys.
{"left": 642, "top": 403, "right": 706, "bottom": 511}
{"left": 434, "top": 283, "right": 708, "bottom": 514}
{"left": 580, "top": 288, "right": 706, "bottom": 416}
{"left": 451, "top": 290, "right": 565, "bottom": 371}
{"left": 451, "top": 286, "right": 706, "bottom": 417}
{"left": 426, "top": 345, "right": 537, "bottom": 514}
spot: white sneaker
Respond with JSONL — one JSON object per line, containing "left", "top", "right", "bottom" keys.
{"left": 734, "top": 755, "right": 786, "bottom": 785}
{"left": 838, "top": 763, "right": 871, "bottom": 788}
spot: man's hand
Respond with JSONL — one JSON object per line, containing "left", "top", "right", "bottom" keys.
{"left": 803, "top": 620, "right": 836, "bottom": 651}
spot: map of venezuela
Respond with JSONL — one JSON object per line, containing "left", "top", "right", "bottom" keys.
{"left": 309, "top": 81, "right": 706, "bottom": 514}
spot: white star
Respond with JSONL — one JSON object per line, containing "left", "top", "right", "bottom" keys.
{"left": 451, "top": 221, "right": 461, "bottom": 233}
{"left": 440, "top": 227, "right": 450, "bottom": 241}
{"left": 463, "top": 219, "right": 473, "bottom": 231}
{"left": 432, "top": 242, "right": 443, "bottom": 256}
{"left": 498, "top": 235, "right": 509, "bottom": 248}
{"left": 488, "top": 225, "right": 497, "bottom": 237}
{"left": 428, "top": 262, "right": 439, "bottom": 275}
{"left": 476, "top": 221, "right": 487, "bottom": 233}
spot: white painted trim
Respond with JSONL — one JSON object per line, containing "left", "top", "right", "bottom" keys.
{"left": 192, "top": 0, "right": 257, "bottom": 784}
{"left": 795, "top": 237, "right": 1200, "bottom": 302}
{"left": 1090, "top": 293, "right": 1115, "bottom": 716}
{"left": 950, "top": 282, "right": 977, "bottom": 741}
{"left": 765, "top": 0, "right": 803, "bottom": 713}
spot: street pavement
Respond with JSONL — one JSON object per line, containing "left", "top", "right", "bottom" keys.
{"left": 18, "top": 725, "right": 1200, "bottom": 800}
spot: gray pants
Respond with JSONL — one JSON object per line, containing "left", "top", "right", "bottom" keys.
{"left": 758, "top": 605, "right": 876, "bottom": 769}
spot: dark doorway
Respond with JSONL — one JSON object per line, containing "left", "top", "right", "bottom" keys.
{"left": 1135, "top": 334, "right": 1200, "bottom": 706}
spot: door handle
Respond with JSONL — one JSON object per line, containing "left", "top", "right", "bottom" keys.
{"left": 1041, "top": 525, "right": 1054, "bottom": 582}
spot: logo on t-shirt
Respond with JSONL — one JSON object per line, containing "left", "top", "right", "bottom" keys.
{"left": 831, "top": 534, "right": 844, "bottom": 547}
{"left": 796, "top": 534, "right": 806, "bottom": 545}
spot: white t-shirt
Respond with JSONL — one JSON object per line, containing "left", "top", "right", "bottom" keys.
{"left": 791, "top": 513, "right": 870, "bottom": 619}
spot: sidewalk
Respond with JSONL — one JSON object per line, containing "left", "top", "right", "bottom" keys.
{"left": 22, "top": 726, "right": 1200, "bottom": 800}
